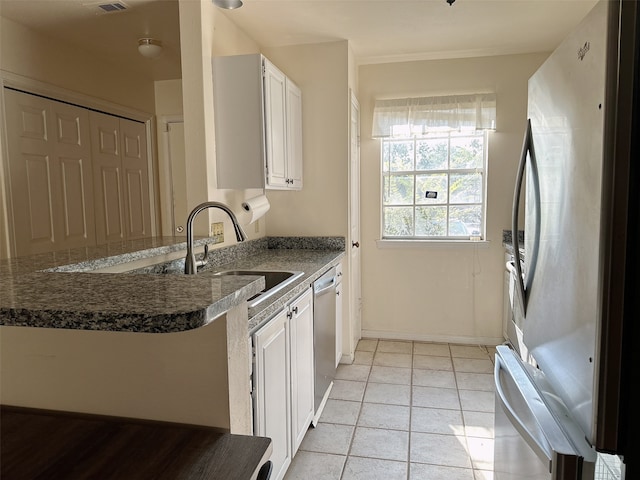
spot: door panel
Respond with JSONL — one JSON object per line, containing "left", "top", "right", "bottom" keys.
{"left": 167, "top": 122, "right": 187, "bottom": 234}
{"left": 286, "top": 80, "right": 303, "bottom": 188}
{"left": 24, "top": 154, "right": 55, "bottom": 243}
{"left": 120, "top": 119, "right": 150, "bottom": 239}
{"left": 52, "top": 102, "right": 94, "bottom": 247}
{"left": 349, "top": 91, "right": 362, "bottom": 355}
{"left": 98, "top": 166, "right": 123, "bottom": 240}
{"left": 5, "top": 92, "right": 56, "bottom": 254}
{"left": 290, "top": 289, "right": 314, "bottom": 454}
{"left": 59, "top": 157, "right": 91, "bottom": 241}
{"left": 253, "top": 310, "right": 292, "bottom": 480}
{"left": 91, "top": 111, "right": 124, "bottom": 244}
{"left": 264, "top": 59, "right": 288, "bottom": 188}
{"left": 5, "top": 89, "right": 94, "bottom": 254}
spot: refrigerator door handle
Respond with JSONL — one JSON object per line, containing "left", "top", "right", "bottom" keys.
{"left": 511, "top": 121, "right": 529, "bottom": 314}
{"left": 511, "top": 119, "right": 540, "bottom": 315}
{"left": 494, "top": 353, "right": 553, "bottom": 470}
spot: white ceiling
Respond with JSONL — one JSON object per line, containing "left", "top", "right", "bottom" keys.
{"left": 0, "top": 0, "right": 598, "bottom": 80}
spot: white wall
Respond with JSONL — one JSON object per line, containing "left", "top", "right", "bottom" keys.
{"left": 174, "top": 1, "right": 267, "bottom": 242}
{"left": 263, "top": 41, "right": 350, "bottom": 237}
{"left": 358, "top": 53, "right": 547, "bottom": 345}
{"left": 0, "top": 17, "right": 156, "bottom": 113}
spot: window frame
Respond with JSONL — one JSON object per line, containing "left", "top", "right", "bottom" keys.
{"left": 379, "top": 129, "right": 489, "bottom": 242}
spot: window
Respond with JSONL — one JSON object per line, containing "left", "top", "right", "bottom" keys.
{"left": 381, "top": 130, "right": 487, "bottom": 239}
{"left": 372, "top": 93, "right": 495, "bottom": 241}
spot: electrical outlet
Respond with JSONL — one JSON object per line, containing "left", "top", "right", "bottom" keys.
{"left": 211, "top": 222, "right": 224, "bottom": 243}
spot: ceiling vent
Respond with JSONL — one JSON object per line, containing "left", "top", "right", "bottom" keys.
{"left": 82, "top": 1, "right": 129, "bottom": 14}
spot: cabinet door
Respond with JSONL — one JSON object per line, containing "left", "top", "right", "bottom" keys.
{"left": 285, "top": 80, "right": 303, "bottom": 189}
{"left": 289, "top": 288, "right": 314, "bottom": 454}
{"left": 263, "top": 59, "right": 288, "bottom": 189}
{"left": 253, "top": 309, "right": 292, "bottom": 480}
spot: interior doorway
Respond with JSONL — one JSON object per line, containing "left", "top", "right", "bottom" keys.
{"left": 348, "top": 90, "right": 362, "bottom": 358}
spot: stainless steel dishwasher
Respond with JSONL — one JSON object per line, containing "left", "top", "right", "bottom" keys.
{"left": 312, "top": 266, "right": 337, "bottom": 425}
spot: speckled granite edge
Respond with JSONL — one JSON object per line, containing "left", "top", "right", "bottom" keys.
{"left": 0, "top": 272, "right": 265, "bottom": 333}
{"left": 502, "top": 229, "right": 525, "bottom": 260}
{"left": 502, "top": 229, "right": 525, "bottom": 246}
{"left": 45, "top": 238, "right": 210, "bottom": 273}
{"left": 2, "top": 306, "right": 208, "bottom": 333}
{"left": 1, "top": 236, "right": 345, "bottom": 334}
{"left": 267, "top": 236, "right": 345, "bottom": 250}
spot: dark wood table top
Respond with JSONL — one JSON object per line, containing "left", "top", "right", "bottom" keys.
{"left": 1, "top": 406, "right": 272, "bottom": 479}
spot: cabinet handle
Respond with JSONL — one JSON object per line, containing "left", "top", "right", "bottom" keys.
{"left": 352, "top": 241, "right": 360, "bottom": 248}
{"left": 287, "top": 311, "right": 293, "bottom": 319}
{"left": 292, "top": 306, "right": 298, "bottom": 314}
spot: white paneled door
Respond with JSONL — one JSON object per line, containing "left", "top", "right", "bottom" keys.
{"left": 4, "top": 89, "right": 95, "bottom": 255}
{"left": 120, "top": 118, "right": 151, "bottom": 240}
{"left": 4, "top": 88, "right": 152, "bottom": 255}
{"left": 348, "top": 91, "right": 362, "bottom": 357}
{"left": 90, "top": 111, "right": 151, "bottom": 244}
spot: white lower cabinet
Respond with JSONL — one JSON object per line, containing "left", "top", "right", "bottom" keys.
{"left": 252, "top": 287, "right": 314, "bottom": 480}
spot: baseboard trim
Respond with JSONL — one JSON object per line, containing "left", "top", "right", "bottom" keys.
{"left": 361, "top": 329, "right": 504, "bottom": 347}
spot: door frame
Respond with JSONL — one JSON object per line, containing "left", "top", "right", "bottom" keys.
{"left": 347, "top": 89, "right": 362, "bottom": 361}
{"left": 158, "top": 115, "right": 184, "bottom": 236}
{"left": 0, "top": 70, "right": 158, "bottom": 258}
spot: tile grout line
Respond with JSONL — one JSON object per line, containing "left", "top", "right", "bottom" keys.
{"left": 407, "top": 340, "right": 414, "bottom": 480}
{"left": 338, "top": 339, "right": 375, "bottom": 480}
{"left": 450, "top": 344, "right": 475, "bottom": 475}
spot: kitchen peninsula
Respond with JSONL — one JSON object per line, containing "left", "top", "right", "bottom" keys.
{"left": 0, "top": 236, "right": 344, "bottom": 434}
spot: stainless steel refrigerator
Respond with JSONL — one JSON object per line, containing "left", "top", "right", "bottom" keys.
{"left": 496, "top": 0, "right": 639, "bottom": 478}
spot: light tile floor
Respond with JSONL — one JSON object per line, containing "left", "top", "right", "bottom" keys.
{"left": 284, "top": 339, "right": 497, "bottom": 480}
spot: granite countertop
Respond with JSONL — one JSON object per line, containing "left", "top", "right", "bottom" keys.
{"left": 0, "top": 236, "right": 345, "bottom": 334}
{"left": 502, "top": 229, "right": 525, "bottom": 261}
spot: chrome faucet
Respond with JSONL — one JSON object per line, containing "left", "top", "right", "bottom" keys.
{"left": 184, "top": 201, "right": 247, "bottom": 274}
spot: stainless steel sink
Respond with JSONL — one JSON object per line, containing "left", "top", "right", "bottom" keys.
{"left": 96, "top": 258, "right": 305, "bottom": 309}
{"left": 211, "top": 270, "right": 304, "bottom": 308}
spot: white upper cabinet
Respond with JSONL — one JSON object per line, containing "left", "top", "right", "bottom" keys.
{"left": 213, "top": 54, "right": 303, "bottom": 190}
{"left": 285, "top": 80, "right": 303, "bottom": 188}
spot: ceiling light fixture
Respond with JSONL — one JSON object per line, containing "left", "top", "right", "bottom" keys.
{"left": 137, "top": 38, "right": 163, "bottom": 59}
{"left": 446, "top": 0, "right": 456, "bottom": 5}
{"left": 212, "top": 0, "right": 243, "bottom": 9}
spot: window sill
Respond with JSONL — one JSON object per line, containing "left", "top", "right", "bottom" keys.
{"left": 376, "top": 239, "right": 491, "bottom": 249}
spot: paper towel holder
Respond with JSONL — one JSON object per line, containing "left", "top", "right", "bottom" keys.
{"left": 241, "top": 194, "right": 270, "bottom": 224}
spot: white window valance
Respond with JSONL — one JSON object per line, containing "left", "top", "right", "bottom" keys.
{"left": 372, "top": 93, "right": 496, "bottom": 138}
